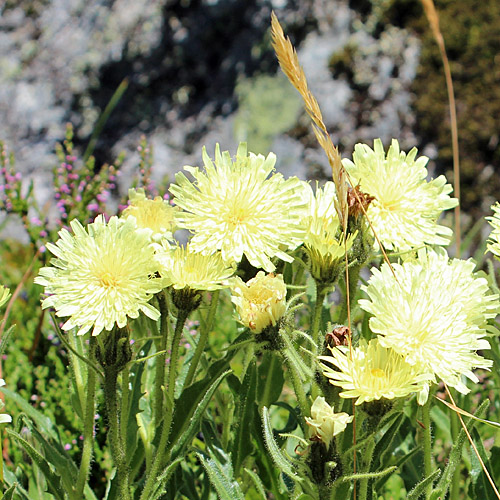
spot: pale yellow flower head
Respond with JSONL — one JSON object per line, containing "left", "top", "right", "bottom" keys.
{"left": 305, "top": 396, "right": 353, "bottom": 448}
{"left": 122, "top": 188, "right": 177, "bottom": 241}
{"left": 154, "top": 241, "right": 235, "bottom": 291}
{"left": 35, "top": 215, "right": 164, "bottom": 336}
{"left": 170, "top": 143, "right": 307, "bottom": 272}
{"left": 360, "top": 247, "right": 498, "bottom": 398}
{"left": 301, "top": 181, "right": 356, "bottom": 284}
{"left": 230, "top": 271, "right": 287, "bottom": 333}
{"left": 342, "top": 139, "right": 457, "bottom": 252}
{"left": 486, "top": 203, "right": 500, "bottom": 258}
{"left": 320, "top": 339, "right": 432, "bottom": 405}
{"left": 0, "top": 286, "right": 10, "bottom": 308}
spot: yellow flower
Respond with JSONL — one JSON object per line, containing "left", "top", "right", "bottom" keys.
{"left": 360, "top": 248, "right": 499, "bottom": 398}
{"left": 170, "top": 143, "right": 307, "bottom": 272}
{"left": 342, "top": 139, "right": 457, "bottom": 252}
{"left": 305, "top": 396, "right": 353, "bottom": 448}
{"left": 301, "top": 181, "right": 356, "bottom": 284}
{"left": 320, "top": 339, "right": 431, "bottom": 405}
{"left": 154, "top": 242, "right": 235, "bottom": 291}
{"left": 35, "top": 215, "right": 163, "bottom": 336}
{"left": 486, "top": 202, "right": 500, "bottom": 258}
{"left": 230, "top": 271, "right": 287, "bottom": 333}
{"left": 122, "top": 188, "right": 177, "bottom": 241}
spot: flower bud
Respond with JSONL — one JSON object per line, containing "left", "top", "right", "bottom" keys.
{"left": 230, "top": 271, "right": 286, "bottom": 333}
{"left": 305, "top": 396, "right": 353, "bottom": 449}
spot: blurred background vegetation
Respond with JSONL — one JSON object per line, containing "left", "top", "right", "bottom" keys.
{"left": 0, "top": 0, "right": 499, "bottom": 495}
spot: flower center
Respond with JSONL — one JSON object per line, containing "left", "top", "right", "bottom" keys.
{"left": 370, "top": 368, "right": 386, "bottom": 379}
{"left": 99, "top": 271, "right": 119, "bottom": 289}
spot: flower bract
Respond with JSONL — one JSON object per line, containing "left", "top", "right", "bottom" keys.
{"left": 169, "top": 143, "right": 306, "bottom": 272}
{"left": 342, "top": 139, "right": 457, "bottom": 252}
{"left": 360, "top": 248, "right": 498, "bottom": 397}
{"left": 35, "top": 215, "right": 163, "bottom": 336}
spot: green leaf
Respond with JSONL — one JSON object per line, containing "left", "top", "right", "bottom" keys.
{"left": 244, "top": 468, "right": 267, "bottom": 499}
{"left": 372, "top": 412, "right": 404, "bottom": 472}
{"left": 231, "top": 360, "right": 257, "bottom": 475}
{"left": 7, "top": 429, "right": 66, "bottom": 500}
{"left": 150, "top": 457, "right": 185, "bottom": 500}
{"left": 169, "top": 369, "right": 232, "bottom": 460}
{"left": 261, "top": 406, "right": 298, "bottom": 481}
{"left": 124, "top": 342, "right": 150, "bottom": 464}
{"left": 27, "top": 423, "right": 78, "bottom": 495}
{"left": 374, "top": 446, "right": 420, "bottom": 490}
{"left": 3, "top": 388, "right": 58, "bottom": 440}
{"left": 198, "top": 447, "right": 245, "bottom": 500}
{"left": 432, "top": 399, "right": 489, "bottom": 499}
{"left": 468, "top": 428, "right": 499, "bottom": 500}
{"left": 2, "top": 466, "right": 30, "bottom": 500}
{"left": 1, "top": 484, "right": 16, "bottom": 500}
{"left": 407, "top": 469, "right": 441, "bottom": 500}
{"left": 256, "top": 352, "right": 284, "bottom": 408}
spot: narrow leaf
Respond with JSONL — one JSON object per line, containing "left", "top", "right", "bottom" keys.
{"left": 244, "top": 468, "right": 267, "bottom": 499}
{"left": 407, "top": 469, "right": 441, "bottom": 500}
{"left": 7, "top": 430, "right": 66, "bottom": 500}
{"left": 169, "top": 369, "right": 232, "bottom": 460}
{"left": 1, "top": 484, "right": 16, "bottom": 500}
{"left": 150, "top": 457, "right": 184, "bottom": 500}
{"left": 197, "top": 448, "right": 245, "bottom": 500}
{"left": 261, "top": 406, "right": 298, "bottom": 480}
{"left": 232, "top": 360, "right": 257, "bottom": 475}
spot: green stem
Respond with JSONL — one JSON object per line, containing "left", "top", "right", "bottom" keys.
{"left": 282, "top": 345, "right": 309, "bottom": 426}
{"left": 153, "top": 292, "right": 169, "bottom": 427}
{"left": 338, "top": 263, "right": 361, "bottom": 325}
{"left": 103, "top": 364, "right": 131, "bottom": 500}
{"left": 421, "top": 396, "right": 433, "bottom": 500}
{"left": 120, "top": 363, "right": 130, "bottom": 449}
{"left": 140, "top": 308, "right": 189, "bottom": 500}
{"left": 75, "top": 337, "right": 97, "bottom": 498}
{"left": 184, "top": 290, "right": 220, "bottom": 388}
{"left": 449, "top": 408, "right": 460, "bottom": 500}
{"left": 311, "top": 285, "right": 327, "bottom": 401}
{"left": 311, "top": 284, "right": 326, "bottom": 352}
{"left": 358, "top": 435, "right": 376, "bottom": 500}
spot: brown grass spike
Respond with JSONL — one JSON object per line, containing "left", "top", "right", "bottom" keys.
{"left": 270, "top": 12, "right": 348, "bottom": 229}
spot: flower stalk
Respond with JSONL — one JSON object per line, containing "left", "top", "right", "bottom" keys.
{"left": 140, "top": 306, "right": 190, "bottom": 500}
{"left": 75, "top": 336, "right": 97, "bottom": 498}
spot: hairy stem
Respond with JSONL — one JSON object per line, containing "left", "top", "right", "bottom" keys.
{"left": 140, "top": 308, "right": 189, "bottom": 500}
{"left": 103, "top": 364, "right": 131, "bottom": 500}
{"left": 421, "top": 396, "right": 434, "bottom": 500}
{"left": 153, "top": 292, "right": 169, "bottom": 427}
{"left": 184, "top": 290, "right": 220, "bottom": 388}
{"left": 75, "top": 337, "right": 97, "bottom": 498}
